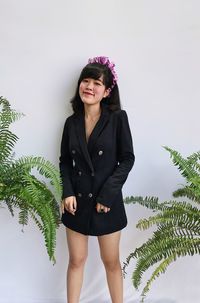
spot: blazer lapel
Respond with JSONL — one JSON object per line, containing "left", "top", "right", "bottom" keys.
{"left": 74, "top": 105, "right": 110, "bottom": 172}
{"left": 75, "top": 113, "right": 94, "bottom": 173}
{"left": 87, "top": 105, "right": 110, "bottom": 154}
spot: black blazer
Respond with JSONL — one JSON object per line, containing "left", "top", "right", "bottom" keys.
{"left": 59, "top": 104, "right": 135, "bottom": 236}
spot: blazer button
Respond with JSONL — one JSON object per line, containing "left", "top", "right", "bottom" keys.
{"left": 88, "top": 193, "right": 93, "bottom": 198}
{"left": 77, "top": 193, "right": 82, "bottom": 197}
{"left": 98, "top": 150, "right": 103, "bottom": 156}
{"left": 72, "top": 150, "right": 76, "bottom": 154}
{"left": 78, "top": 171, "right": 82, "bottom": 176}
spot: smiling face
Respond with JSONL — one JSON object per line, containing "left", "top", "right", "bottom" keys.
{"left": 79, "top": 76, "right": 110, "bottom": 106}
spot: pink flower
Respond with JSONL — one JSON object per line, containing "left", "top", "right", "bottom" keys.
{"left": 88, "top": 56, "right": 118, "bottom": 90}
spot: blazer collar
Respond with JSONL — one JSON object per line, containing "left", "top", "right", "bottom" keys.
{"left": 74, "top": 104, "right": 110, "bottom": 172}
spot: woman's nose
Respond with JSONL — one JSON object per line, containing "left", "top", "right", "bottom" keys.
{"left": 86, "top": 80, "right": 93, "bottom": 89}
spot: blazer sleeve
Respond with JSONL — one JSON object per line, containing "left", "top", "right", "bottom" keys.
{"left": 96, "top": 110, "right": 135, "bottom": 208}
{"left": 59, "top": 118, "right": 75, "bottom": 199}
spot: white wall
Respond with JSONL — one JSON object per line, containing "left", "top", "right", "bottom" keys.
{"left": 0, "top": 0, "right": 200, "bottom": 302}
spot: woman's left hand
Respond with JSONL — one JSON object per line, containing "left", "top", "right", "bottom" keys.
{"left": 96, "top": 202, "right": 110, "bottom": 213}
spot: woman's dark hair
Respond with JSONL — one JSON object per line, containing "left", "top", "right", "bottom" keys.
{"left": 71, "top": 63, "right": 121, "bottom": 113}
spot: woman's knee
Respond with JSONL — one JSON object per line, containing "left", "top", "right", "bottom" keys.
{"left": 101, "top": 256, "right": 121, "bottom": 272}
{"left": 68, "top": 254, "right": 88, "bottom": 269}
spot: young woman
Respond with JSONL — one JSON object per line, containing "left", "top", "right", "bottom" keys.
{"left": 59, "top": 56, "right": 135, "bottom": 303}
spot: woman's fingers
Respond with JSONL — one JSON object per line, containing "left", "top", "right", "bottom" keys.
{"left": 96, "top": 203, "right": 101, "bottom": 213}
{"left": 62, "top": 199, "right": 110, "bottom": 215}
{"left": 104, "top": 207, "right": 110, "bottom": 213}
{"left": 96, "top": 202, "right": 110, "bottom": 213}
{"left": 73, "top": 196, "right": 77, "bottom": 211}
{"left": 68, "top": 197, "right": 77, "bottom": 214}
{"left": 62, "top": 196, "right": 77, "bottom": 215}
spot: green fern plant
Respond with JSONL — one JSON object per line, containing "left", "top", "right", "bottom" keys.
{"left": 0, "top": 96, "right": 62, "bottom": 263}
{"left": 123, "top": 146, "right": 200, "bottom": 302}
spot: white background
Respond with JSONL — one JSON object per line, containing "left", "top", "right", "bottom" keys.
{"left": 0, "top": 0, "right": 200, "bottom": 302}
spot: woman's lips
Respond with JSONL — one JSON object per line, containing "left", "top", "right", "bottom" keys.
{"left": 83, "top": 91, "right": 94, "bottom": 96}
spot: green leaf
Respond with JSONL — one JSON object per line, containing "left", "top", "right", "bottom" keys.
{"left": 0, "top": 97, "right": 61, "bottom": 262}
{"left": 124, "top": 146, "right": 200, "bottom": 301}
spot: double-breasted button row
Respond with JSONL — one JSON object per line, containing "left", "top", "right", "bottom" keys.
{"left": 73, "top": 149, "right": 103, "bottom": 156}
{"left": 72, "top": 149, "right": 103, "bottom": 155}
{"left": 76, "top": 170, "right": 94, "bottom": 177}
{"left": 77, "top": 193, "right": 93, "bottom": 198}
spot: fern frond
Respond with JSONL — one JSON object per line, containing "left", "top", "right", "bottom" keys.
{"left": 163, "top": 146, "right": 198, "bottom": 181}
{"left": 15, "top": 156, "right": 62, "bottom": 201}
{"left": 187, "top": 151, "right": 200, "bottom": 173}
{"left": 18, "top": 208, "right": 29, "bottom": 227}
{"left": 173, "top": 186, "right": 200, "bottom": 203}
{"left": 29, "top": 210, "right": 43, "bottom": 231}
{"left": 124, "top": 196, "right": 167, "bottom": 212}
{"left": 187, "top": 151, "right": 200, "bottom": 162}
{"left": 138, "top": 238, "right": 200, "bottom": 300}
{"left": 0, "top": 97, "right": 60, "bottom": 262}
{"left": 21, "top": 172, "right": 60, "bottom": 212}
{"left": 0, "top": 96, "right": 11, "bottom": 108}
{"left": 123, "top": 202, "right": 200, "bottom": 287}
{"left": 124, "top": 147, "right": 200, "bottom": 301}
{"left": 3, "top": 198, "right": 15, "bottom": 216}
{"left": 17, "top": 173, "right": 60, "bottom": 260}
{"left": 0, "top": 96, "right": 24, "bottom": 128}
{"left": 152, "top": 223, "right": 198, "bottom": 243}
{"left": 140, "top": 254, "right": 176, "bottom": 302}
{"left": 0, "top": 129, "right": 19, "bottom": 162}
{"left": 136, "top": 202, "right": 200, "bottom": 231}
{"left": 132, "top": 237, "right": 200, "bottom": 290}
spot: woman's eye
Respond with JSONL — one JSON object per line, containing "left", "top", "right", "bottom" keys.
{"left": 95, "top": 82, "right": 101, "bottom": 86}
{"left": 82, "top": 79, "right": 89, "bottom": 83}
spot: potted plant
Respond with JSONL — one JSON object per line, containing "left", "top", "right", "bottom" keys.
{"left": 0, "top": 97, "right": 62, "bottom": 263}
{"left": 123, "top": 146, "right": 200, "bottom": 302}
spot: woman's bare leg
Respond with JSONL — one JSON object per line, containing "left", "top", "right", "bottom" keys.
{"left": 98, "top": 231, "right": 123, "bottom": 303}
{"left": 66, "top": 228, "right": 88, "bottom": 303}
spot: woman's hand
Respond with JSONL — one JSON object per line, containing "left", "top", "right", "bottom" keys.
{"left": 61, "top": 196, "right": 77, "bottom": 215}
{"left": 96, "top": 202, "right": 110, "bottom": 213}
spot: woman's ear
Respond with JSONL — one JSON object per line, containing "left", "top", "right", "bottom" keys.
{"left": 103, "top": 88, "right": 111, "bottom": 98}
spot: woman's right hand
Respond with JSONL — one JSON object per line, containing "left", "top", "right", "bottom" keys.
{"left": 61, "top": 196, "right": 77, "bottom": 215}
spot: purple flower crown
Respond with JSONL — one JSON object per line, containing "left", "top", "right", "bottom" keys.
{"left": 88, "top": 56, "right": 118, "bottom": 90}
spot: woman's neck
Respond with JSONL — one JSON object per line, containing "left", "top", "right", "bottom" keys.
{"left": 84, "top": 104, "right": 101, "bottom": 119}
